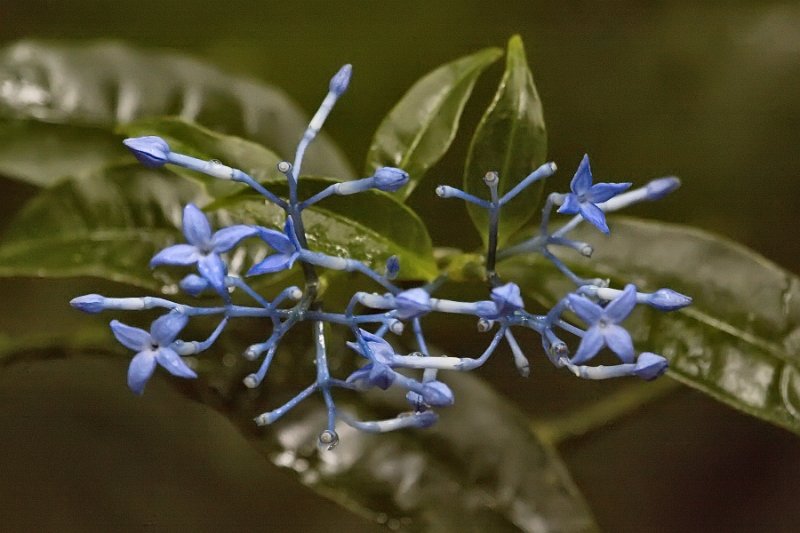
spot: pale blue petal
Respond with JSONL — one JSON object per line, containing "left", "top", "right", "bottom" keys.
{"left": 127, "top": 351, "right": 157, "bottom": 395}
{"left": 570, "top": 154, "right": 593, "bottom": 195}
{"left": 155, "top": 348, "right": 197, "bottom": 379}
{"left": 198, "top": 253, "right": 227, "bottom": 294}
{"left": 586, "top": 182, "right": 632, "bottom": 203}
{"left": 491, "top": 283, "right": 523, "bottom": 314}
{"left": 247, "top": 253, "right": 296, "bottom": 276}
{"left": 394, "top": 288, "right": 431, "bottom": 320}
{"left": 110, "top": 320, "right": 151, "bottom": 351}
{"left": 182, "top": 204, "right": 212, "bottom": 246}
{"left": 150, "top": 311, "right": 188, "bottom": 346}
{"left": 605, "top": 284, "right": 637, "bottom": 323}
{"left": 579, "top": 202, "right": 609, "bottom": 234}
{"left": 571, "top": 326, "right": 605, "bottom": 364}
{"left": 567, "top": 294, "right": 603, "bottom": 324}
{"left": 557, "top": 193, "right": 581, "bottom": 215}
{"left": 257, "top": 228, "right": 295, "bottom": 254}
{"left": 211, "top": 225, "right": 258, "bottom": 253}
{"left": 604, "top": 325, "right": 635, "bottom": 363}
{"left": 150, "top": 244, "right": 199, "bottom": 267}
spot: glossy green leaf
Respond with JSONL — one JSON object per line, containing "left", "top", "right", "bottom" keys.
{"left": 500, "top": 216, "right": 800, "bottom": 436}
{"left": 257, "top": 371, "right": 597, "bottom": 532}
{"left": 208, "top": 178, "right": 438, "bottom": 281}
{"left": 465, "top": 35, "right": 547, "bottom": 246}
{"left": 0, "top": 166, "right": 436, "bottom": 285}
{"left": 365, "top": 47, "right": 502, "bottom": 200}
{"left": 0, "top": 165, "right": 206, "bottom": 290}
{"left": 119, "top": 116, "right": 283, "bottom": 198}
{"left": 0, "top": 121, "right": 128, "bottom": 186}
{"left": 0, "top": 40, "right": 353, "bottom": 186}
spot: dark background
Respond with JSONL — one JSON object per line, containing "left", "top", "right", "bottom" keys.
{"left": 1, "top": 1, "right": 799, "bottom": 531}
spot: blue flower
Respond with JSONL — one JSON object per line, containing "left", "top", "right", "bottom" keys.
{"left": 557, "top": 154, "right": 631, "bottom": 234}
{"left": 346, "top": 330, "right": 397, "bottom": 389}
{"left": 151, "top": 204, "right": 257, "bottom": 294}
{"left": 476, "top": 282, "right": 524, "bottom": 319}
{"left": 247, "top": 218, "right": 301, "bottom": 276}
{"left": 110, "top": 311, "right": 196, "bottom": 395}
{"left": 567, "top": 284, "right": 637, "bottom": 364}
{"left": 123, "top": 136, "right": 171, "bottom": 168}
{"left": 490, "top": 282, "right": 523, "bottom": 316}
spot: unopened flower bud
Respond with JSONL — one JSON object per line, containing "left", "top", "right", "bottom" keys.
{"left": 329, "top": 64, "right": 352, "bottom": 96}
{"left": 646, "top": 288, "right": 692, "bottom": 311}
{"left": 123, "top": 136, "right": 171, "bottom": 167}
{"left": 70, "top": 294, "right": 106, "bottom": 314}
{"left": 634, "top": 352, "right": 669, "bottom": 380}
{"left": 373, "top": 167, "right": 409, "bottom": 192}
{"left": 179, "top": 274, "right": 210, "bottom": 297}
{"left": 645, "top": 177, "right": 681, "bottom": 200}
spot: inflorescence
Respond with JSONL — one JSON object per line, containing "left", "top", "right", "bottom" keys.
{"left": 71, "top": 64, "right": 691, "bottom": 449}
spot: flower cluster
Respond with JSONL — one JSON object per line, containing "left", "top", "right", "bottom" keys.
{"left": 71, "top": 64, "right": 690, "bottom": 448}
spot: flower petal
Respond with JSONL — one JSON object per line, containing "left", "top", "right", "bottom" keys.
{"left": 150, "top": 311, "right": 188, "bottom": 346}
{"left": 150, "top": 244, "right": 200, "bottom": 267}
{"left": 570, "top": 154, "right": 593, "bottom": 195}
{"left": 182, "top": 204, "right": 212, "bottom": 247}
{"left": 257, "top": 228, "right": 295, "bottom": 255}
{"left": 110, "top": 320, "right": 151, "bottom": 351}
{"left": 556, "top": 193, "right": 581, "bottom": 215}
{"left": 567, "top": 294, "right": 603, "bottom": 324}
{"left": 247, "top": 253, "right": 295, "bottom": 276}
{"left": 604, "top": 284, "right": 637, "bottom": 323}
{"left": 603, "top": 325, "right": 635, "bottom": 363}
{"left": 211, "top": 225, "right": 258, "bottom": 253}
{"left": 198, "top": 253, "right": 228, "bottom": 295}
{"left": 578, "top": 202, "right": 609, "bottom": 234}
{"left": 585, "top": 182, "right": 632, "bottom": 204}
{"left": 490, "top": 283, "right": 523, "bottom": 315}
{"left": 127, "top": 351, "right": 157, "bottom": 395}
{"left": 394, "top": 288, "right": 432, "bottom": 320}
{"left": 571, "top": 326, "right": 605, "bottom": 364}
{"left": 155, "top": 348, "right": 197, "bottom": 379}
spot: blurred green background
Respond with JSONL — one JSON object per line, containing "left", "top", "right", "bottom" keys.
{"left": 1, "top": 1, "right": 799, "bottom": 531}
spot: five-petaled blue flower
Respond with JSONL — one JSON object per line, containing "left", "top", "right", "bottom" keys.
{"left": 247, "top": 218, "right": 301, "bottom": 276}
{"left": 151, "top": 204, "right": 257, "bottom": 295}
{"left": 557, "top": 154, "right": 631, "bottom": 234}
{"left": 110, "top": 311, "right": 196, "bottom": 395}
{"left": 567, "top": 284, "right": 637, "bottom": 364}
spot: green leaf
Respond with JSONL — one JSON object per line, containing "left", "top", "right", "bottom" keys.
{"left": 0, "top": 165, "right": 206, "bottom": 290}
{"left": 465, "top": 35, "right": 547, "bottom": 246}
{"left": 257, "top": 370, "right": 598, "bottom": 532}
{"left": 208, "top": 177, "right": 438, "bottom": 281}
{"left": 501, "top": 216, "right": 800, "bottom": 436}
{"left": 365, "top": 47, "right": 502, "bottom": 200}
{"left": 0, "top": 332, "right": 598, "bottom": 532}
{"left": 0, "top": 121, "right": 129, "bottom": 186}
{"left": 119, "top": 116, "right": 283, "bottom": 198}
{"left": 0, "top": 40, "right": 353, "bottom": 186}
